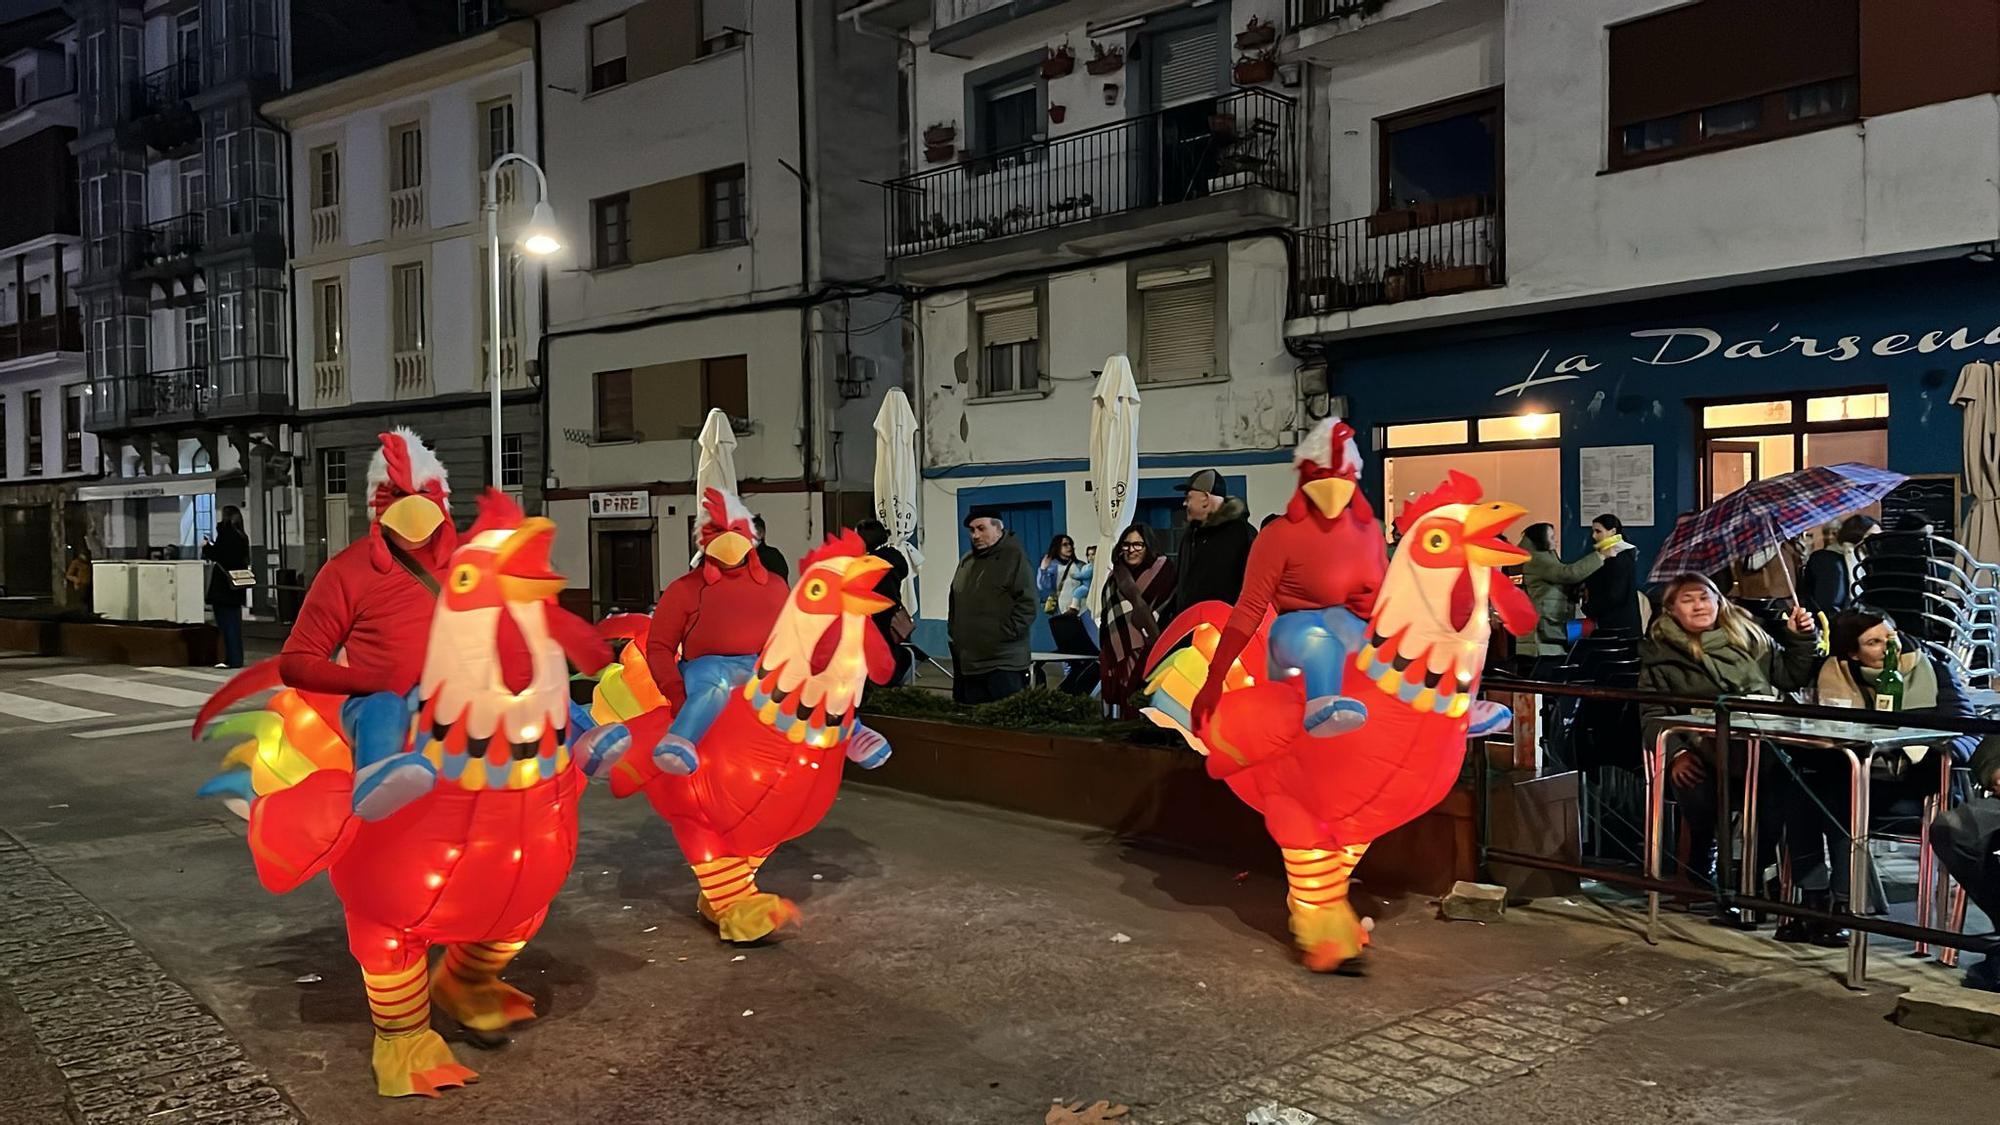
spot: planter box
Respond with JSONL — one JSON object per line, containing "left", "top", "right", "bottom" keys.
{"left": 1235, "top": 23, "right": 1278, "bottom": 49}
{"left": 1420, "top": 264, "right": 1490, "bottom": 296}
{"left": 1040, "top": 53, "right": 1074, "bottom": 79}
{"left": 858, "top": 714, "right": 1479, "bottom": 895}
{"left": 922, "top": 124, "right": 956, "bottom": 146}
{"left": 0, "top": 616, "right": 57, "bottom": 655}
{"left": 1085, "top": 50, "right": 1124, "bottom": 76}
{"left": 924, "top": 142, "right": 956, "bottom": 164}
{"left": 57, "top": 620, "right": 218, "bottom": 666}
{"left": 1233, "top": 58, "right": 1276, "bottom": 85}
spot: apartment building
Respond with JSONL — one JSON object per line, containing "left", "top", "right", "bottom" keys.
{"left": 266, "top": 17, "right": 544, "bottom": 567}
{"left": 537, "top": 0, "right": 901, "bottom": 618}
{"left": 0, "top": 4, "right": 90, "bottom": 605}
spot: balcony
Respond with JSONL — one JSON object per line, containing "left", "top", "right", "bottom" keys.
{"left": 1290, "top": 0, "right": 1383, "bottom": 27}
{"left": 310, "top": 204, "right": 342, "bottom": 249}
{"left": 129, "top": 59, "right": 202, "bottom": 152}
{"left": 0, "top": 312, "right": 83, "bottom": 364}
{"left": 390, "top": 186, "right": 425, "bottom": 234}
{"left": 481, "top": 336, "right": 528, "bottom": 392}
{"left": 88, "top": 360, "right": 290, "bottom": 433}
{"left": 926, "top": 0, "right": 1170, "bottom": 52}
{"left": 128, "top": 212, "right": 206, "bottom": 278}
{"left": 312, "top": 357, "right": 348, "bottom": 408}
{"left": 392, "top": 349, "right": 432, "bottom": 398}
{"left": 1289, "top": 199, "right": 1503, "bottom": 319}
{"left": 884, "top": 88, "right": 1296, "bottom": 285}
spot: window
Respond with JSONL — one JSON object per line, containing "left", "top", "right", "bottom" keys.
{"left": 702, "top": 355, "right": 749, "bottom": 424}
{"left": 179, "top": 155, "right": 206, "bottom": 214}
{"left": 390, "top": 122, "right": 423, "bottom": 191}
{"left": 588, "top": 15, "right": 627, "bottom": 92}
{"left": 213, "top": 127, "right": 240, "bottom": 201}
{"left": 701, "top": 0, "right": 747, "bottom": 54}
{"left": 309, "top": 145, "right": 339, "bottom": 208}
{"left": 1385, "top": 419, "right": 1471, "bottom": 449}
{"left": 316, "top": 448, "right": 346, "bottom": 499}
{"left": 1607, "top": 0, "right": 1859, "bottom": 170}
{"left": 972, "top": 291, "right": 1039, "bottom": 396}
{"left": 593, "top": 192, "right": 631, "bottom": 267}
{"left": 482, "top": 248, "right": 521, "bottom": 342}
{"left": 479, "top": 97, "right": 515, "bottom": 168}
{"left": 193, "top": 493, "right": 215, "bottom": 545}
{"left": 1378, "top": 89, "right": 1500, "bottom": 214}
{"left": 216, "top": 292, "right": 242, "bottom": 361}
{"left": 1135, "top": 265, "right": 1217, "bottom": 384}
{"left": 595, "top": 368, "right": 635, "bottom": 442}
{"left": 24, "top": 390, "right": 42, "bottom": 474}
{"left": 63, "top": 387, "right": 84, "bottom": 473}
{"left": 703, "top": 166, "right": 745, "bottom": 247}
{"left": 500, "top": 434, "right": 523, "bottom": 488}
{"left": 313, "top": 278, "right": 342, "bottom": 362}
{"left": 176, "top": 9, "right": 201, "bottom": 82}
{"left": 184, "top": 308, "right": 209, "bottom": 367}
{"left": 392, "top": 263, "right": 425, "bottom": 353}
{"left": 1475, "top": 412, "right": 1560, "bottom": 443}
{"left": 976, "top": 73, "right": 1039, "bottom": 154}
{"left": 1699, "top": 390, "right": 1888, "bottom": 504}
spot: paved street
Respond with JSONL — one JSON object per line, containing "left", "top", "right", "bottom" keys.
{"left": 0, "top": 653, "right": 1991, "bottom": 1125}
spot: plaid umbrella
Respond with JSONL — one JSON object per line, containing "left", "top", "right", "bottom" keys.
{"left": 1649, "top": 463, "right": 1907, "bottom": 582}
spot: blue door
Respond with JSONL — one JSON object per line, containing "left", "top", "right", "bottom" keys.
{"left": 958, "top": 485, "right": 1065, "bottom": 655}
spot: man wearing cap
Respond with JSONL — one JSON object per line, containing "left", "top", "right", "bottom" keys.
{"left": 1170, "top": 468, "right": 1258, "bottom": 620}
{"left": 948, "top": 506, "right": 1037, "bottom": 704}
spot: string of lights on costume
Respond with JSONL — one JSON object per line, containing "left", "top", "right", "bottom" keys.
{"left": 193, "top": 492, "right": 611, "bottom": 1097}
{"left": 1147, "top": 470, "right": 1536, "bottom": 971}
{"left": 573, "top": 532, "right": 896, "bottom": 943}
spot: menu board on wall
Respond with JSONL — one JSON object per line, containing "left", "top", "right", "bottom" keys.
{"left": 1577, "top": 445, "right": 1655, "bottom": 527}
{"left": 1882, "top": 474, "right": 1960, "bottom": 541}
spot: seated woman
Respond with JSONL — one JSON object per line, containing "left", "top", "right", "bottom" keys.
{"left": 1784, "top": 608, "right": 1980, "bottom": 943}
{"left": 1638, "top": 574, "right": 1821, "bottom": 899}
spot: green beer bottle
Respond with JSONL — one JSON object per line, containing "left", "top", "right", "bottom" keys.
{"left": 1875, "top": 636, "right": 1905, "bottom": 712}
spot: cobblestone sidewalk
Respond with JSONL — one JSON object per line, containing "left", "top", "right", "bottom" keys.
{"left": 1147, "top": 945, "right": 1735, "bottom": 1124}
{"left": 0, "top": 833, "right": 301, "bottom": 1124}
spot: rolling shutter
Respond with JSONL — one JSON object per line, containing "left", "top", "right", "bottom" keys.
{"left": 975, "top": 291, "right": 1039, "bottom": 346}
{"left": 1154, "top": 24, "right": 1221, "bottom": 108}
{"left": 1137, "top": 265, "right": 1214, "bottom": 383}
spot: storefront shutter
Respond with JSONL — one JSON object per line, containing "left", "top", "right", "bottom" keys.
{"left": 1140, "top": 278, "right": 1215, "bottom": 383}
{"left": 1154, "top": 25, "right": 1220, "bottom": 108}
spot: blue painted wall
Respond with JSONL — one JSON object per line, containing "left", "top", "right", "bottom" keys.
{"left": 1331, "top": 262, "right": 1987, "bottom": 564}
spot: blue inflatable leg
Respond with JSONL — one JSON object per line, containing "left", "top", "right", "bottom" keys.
{"left": 845, "top": 725, "right": 892, "bottom": 769}
{"left": 1467, "top": 699, "right": 1514, "bottom": 737}
{"left": 341, "top": 691, "right": 418, "bottom": 771}
{"left": 666, "top": 653, "right": 757, "bottom": 746}
{"left": 1268, "top": 608, "right": 1370, "bottom": 738}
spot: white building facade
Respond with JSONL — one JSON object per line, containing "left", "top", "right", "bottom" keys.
{"left": 267, "top": 21, "right": 545, "bottom": 566}
{"left": 537, "top": 0, "right": 901, "bottom": 619}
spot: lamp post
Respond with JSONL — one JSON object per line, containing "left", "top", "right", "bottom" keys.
{"left": 482, "top": 152, "right": 562, "bottom": 486}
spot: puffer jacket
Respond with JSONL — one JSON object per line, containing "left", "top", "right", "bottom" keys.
{"left": 1637, "top": 612, "right": 1819, "bottom": 724}
{"left": 1519, "top": 546, "right": 1604, "bottom": 658}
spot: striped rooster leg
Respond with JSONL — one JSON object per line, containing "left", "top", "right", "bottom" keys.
{"left": 353, "top": 932, "right": 476, "bottom": 1098}
{"left": 1282, "top": 844, "right": 1373, "bottom": 973}
{"left": 431, "top": 920, "right": 542, "bottom": 1045}
{"left": 692, "top": 856, "right": 799, "bottom": 944}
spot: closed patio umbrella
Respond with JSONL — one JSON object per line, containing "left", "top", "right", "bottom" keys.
{"left": 695, "top": 407, "right": 739, "bottom": 502}
{"left": 1088, "top": 356, "right": 1142, "bottom": 608}
{"left": 1952, "top": 360, "right": 2000, "bottom": 565}
{"left": 872, "top": 388, "right": 922, "bottom": 613}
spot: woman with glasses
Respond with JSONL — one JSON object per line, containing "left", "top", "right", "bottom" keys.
{"left": 1099, "top": 524, "right": 1178, "bottom": 718}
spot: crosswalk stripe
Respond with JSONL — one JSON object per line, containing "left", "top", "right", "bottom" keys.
{"left": 72, "top": 718, "right": 198, "bottom": 740}
{"left": 0, "top": 691, "right": 113, "bottom": 724}
{"left": 33, "top": 673, "right": 214, "bottom": 709}
{"left": 142, "top": 666, "right": 234, "bottom": 684}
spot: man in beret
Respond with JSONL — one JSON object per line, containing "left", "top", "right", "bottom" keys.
{"left": 947, "top": 506, "right": 1036, "bottom": 705}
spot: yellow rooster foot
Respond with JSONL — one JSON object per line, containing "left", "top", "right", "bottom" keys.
{"left": 1292, "top": 899, "right": 1373, "bottom": 974}
{"left": 431, "top": 966, "right": 537, "bottom": 1047}
{"left": 709, "top": 893, "right": 802, "bottom": 944}
{"left": 372, "top": 1028, "right": 478, "bottom": 1098}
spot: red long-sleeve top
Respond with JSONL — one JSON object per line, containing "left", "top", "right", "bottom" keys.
{"left": 281, "top": 538, "right": 439, "bottom": 697}
{"left": 645, "top": 562, "right": 788, "bottom": 710}
{"left": 1208, "top": 504, "right": 1388, "bottom": 691}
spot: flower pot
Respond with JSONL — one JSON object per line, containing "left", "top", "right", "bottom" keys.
{"left": 1233, "top": 57, "right": 1276, "bottom": 85}
{"left": 1235, "top": 22, "right": 1277, "bottom": 49}
{"left": 1420, "top": 263, "right": 1490, "bottom": 296}
{"left": 923, "top": 124, "right": 956, "bottom": 146}
{"left": 1048, "top": 104, "right": 1066, "bottom": 124}
{"left": 1085, "top": 47, "right": 1124, "bottom": 76}
{"left": 924, "top": 141, "right": 956, "bottom": 164}
{"left": 1040, "top": 52, "right": 1074, "bottom": 79}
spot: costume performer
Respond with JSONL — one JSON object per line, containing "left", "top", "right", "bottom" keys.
{"left": 574, "top": 533, "right": 897, "bottom": 943}
{"left": 196, "top": 465, "right": 612, "bottom": 1095}
{"left": 1148, "top": 468, "right": 1536, "bottom": 971}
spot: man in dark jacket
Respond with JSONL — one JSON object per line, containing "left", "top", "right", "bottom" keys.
{"left": 1930, "top": 736, "right": 2000, "bottom": 991}
{"left": 1170, "top": 468, "right": 1257, "bottom": 619}
{"left": 948, "top": 507, "right": 1036, "bottom": 704}
{"left": 1581, "top": 513, "right": 1642, "bottom": 636}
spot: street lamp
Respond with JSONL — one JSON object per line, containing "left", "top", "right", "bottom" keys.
{"left": 483, "top": 152, "right": 561, "bottom": 486}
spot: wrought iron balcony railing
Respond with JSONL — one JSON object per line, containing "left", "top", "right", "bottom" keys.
{"left": 132, "top": 57, "right": 200, "bottom": 119}
{"left": 1290, "top": 0, "right": 1388, "bottom": 30}
{"left": 1289, "top": 198, "right": 1504, "bottom": 317}
{"left": 130, "top": 211, "right": 207, "bottom": 268}
{"left": 883, "top": 87, "right": 1296, "bottom": 260}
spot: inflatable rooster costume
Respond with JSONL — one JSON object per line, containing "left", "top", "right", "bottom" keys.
{"left": 195, "top": 440, "right": 609, "bottom": 1097}
{"left": 1149, "top": 442, "right": 1535, "bottom": 972}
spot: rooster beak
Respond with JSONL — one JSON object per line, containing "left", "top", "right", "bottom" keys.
{"left": 495, "top": 518, "right": 565, "bottom": 603}
{"left": 1462, "top": 502, "right": 1530, "bottom": 568}
{"left": 705, "top": 530, "right": 753, "bottom": 568}
{"left": 1303, "top": 477, "right": 1357, "bottom": 520}
{"left": 379, "top": 495, "right": 445, "bottom": 543}
{"left": 840, "top": 554, "right": 895, "bottom": 615}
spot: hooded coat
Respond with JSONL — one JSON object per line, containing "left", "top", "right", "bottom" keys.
{"left": 1173, "top": 496, "right": 1258, "bottom": 616}
{"left": 1519, "top": 546, "right": 1603, "bottom": 658}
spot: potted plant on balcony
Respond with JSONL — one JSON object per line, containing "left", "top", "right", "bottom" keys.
{"left": 923, "top": 122, "right": 957, "bottom": 147}
{"left": 1384, "top": 257, "right": 1421, "bottom": 303}
{"left": 1235, "top": 15, "right": 1278, "bottom": 49}
{"left": 1418, "top": 257, "right": 1491, "bottom": 296}
{"left": 1000, "top": 204, "right": 1036, "bottom": 234}
{"left": 1048, "top": 103, "right": 1067, "bottom": 125}
{"left": 925, "top": 141, "right": 957, "bottom": 164}
{"left": 1085, "top": 41, "right": 1124, "bottom": 76}
{"left": 1041, "top": 44, "right": 1075, "bottom": 79}
{"left": 1233, "top": 49, "right": 1278, "bottom": 86}
{"left": 1048, "top": 192, "right": 1096, "bottom": 222}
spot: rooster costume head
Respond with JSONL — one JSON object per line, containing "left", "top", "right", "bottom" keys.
{"left": 1387, "top": 471, "right": 1535, "bottom": 640}
{"left": 367, "top": 428, "right": 455, "bottom": 570}
{"left": 755, "top": 533, "right": 895, "bottom": 728}
{"left": 1286, "top": 417, "right": 1370, "bottom": 525}
{"left": 697, "top": 487, "right": 764, "bottom": 579}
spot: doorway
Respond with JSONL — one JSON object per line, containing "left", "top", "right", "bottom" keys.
{"left": 594, "top": 525, "right": 656, "bottom": 617}
{"left": 1137, "top": 15, "right": 1226, "bottom": 207}
{"left": 2, "top": 505, "right": 54, "bottom": 597}
{"left": 1698, "top": 390, "right": 1889, "bottom": 505}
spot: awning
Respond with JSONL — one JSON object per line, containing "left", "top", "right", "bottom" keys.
{"left": 74, "top": 474, "right": 224, "bottom": 501}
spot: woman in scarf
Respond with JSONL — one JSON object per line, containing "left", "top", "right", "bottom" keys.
{"left": 1099, "top": 524, "right": 1177, "bottom": 719}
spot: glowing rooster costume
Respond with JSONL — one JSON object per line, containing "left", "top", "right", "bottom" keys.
{"left": 1148, "top": 471, "right": 1535, "bottom": 971}
{"left": 578, "top": 533, "right": 896, "bottom": 942}
{"left": 194, "top": 492, "right": 610, "bottom": 1097}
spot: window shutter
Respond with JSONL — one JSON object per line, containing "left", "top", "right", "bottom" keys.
{"left": 1155, "top": 25, "right": 1221, "bottom": 107}
{"left": 591, "top": 16, "right": 625, "bottom": 61}
{"left": 981, "top": 304, "right": 1038, "bottom": 347}
{"left": 1141, "top": 281, "right": 1215, "bottom": 383}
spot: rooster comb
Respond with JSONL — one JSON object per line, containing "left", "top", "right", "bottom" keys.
{"left": 1395, "top": 470, "right": 1485, "bottom": 535}
{"left": 1294, "top": 417, "right": 1361, "bottom": 475}
{"left": 799, "top": 530, "right": 869, "bottom": 573}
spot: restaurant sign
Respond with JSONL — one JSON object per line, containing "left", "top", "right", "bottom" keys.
{"left": 589, "top": 490, "right": 652, "bottom": 518}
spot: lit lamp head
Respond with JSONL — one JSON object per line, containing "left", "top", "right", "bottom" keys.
{"left": 518, "top": 201, "right": 562, "bottom": 257}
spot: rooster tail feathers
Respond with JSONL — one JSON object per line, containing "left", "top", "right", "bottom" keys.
{"left": 1145, "top": 601, "right": 1235, "bottom": 678}
{"left": 191, "top": 658, "right": 283, "bottom": 740}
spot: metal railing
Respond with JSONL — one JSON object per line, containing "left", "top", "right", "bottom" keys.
{"left": 130, "top": 211, "right": 207, "bottom": 267}
{"left": 1291, "top": 0, "right": 1386, "bottom": 28}
{"left": 883, "top": 87, "right": 1297, "bottom": 260}
{"left": 132, "top": 57, "right": 200, "bottom": 118}
{"left": 310, "top": 205, "right": 342, "bottom": 248}
{"left": 112, "top": 367, "right": 212, "bottom": 423}
{"left": 0, "top": 312, "right": 82, "bottom": 360}
{"left": 1290, "top": 200, "right": 1503, "bottom": 316}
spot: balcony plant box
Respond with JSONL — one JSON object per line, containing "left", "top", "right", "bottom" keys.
{"left": 1233, "top": 52, "right": 1277, "bottom": 85}
{"left": 1085, "top": 43, "right": 1124, "bottom": 75}
{"left": 1235, "top": 17, "right": 1278, "bottom": 49}
{"left": 1384, "top": 263, "right": 1417, "bottom": 303}
{"left": 1420, "top": 263, "right": 1490, "bottom": 296}
{"left": 924, "top": 142, "right": 957, "bottom": 164}
{"left": 923, "top": 123, "right": 956, "bottom": 146}
{"left": 1041, "top": 46, "right": 1074, "bottom": 79}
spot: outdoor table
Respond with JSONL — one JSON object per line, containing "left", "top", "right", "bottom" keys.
{"left": 1642, "top": 712, "right": 1959, "bottom": 988}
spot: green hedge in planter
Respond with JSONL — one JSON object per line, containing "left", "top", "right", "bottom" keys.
{"left": 862, "top": 687, "right": 1183, "bottom": 747}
